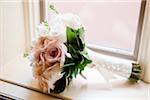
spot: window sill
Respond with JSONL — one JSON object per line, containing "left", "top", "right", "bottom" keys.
{"left": 0, "top": 81, "right": 57, "bottom": 100}
{"left": 0, "top": 54, "right": 149, "bottom": 100}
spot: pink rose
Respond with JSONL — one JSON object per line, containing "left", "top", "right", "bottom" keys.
{"left": 34, "top": 36, "right": 65, "bottom": 67}
{"left": 32, "top": 36, "right": 66, "bottom": 92}
{"left": 38, "top": 63, "right": 61, "bottom": 93}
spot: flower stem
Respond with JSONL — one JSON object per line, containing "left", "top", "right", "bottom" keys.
{"left": 49, "top": 5, "right": 59, "bottom": 14}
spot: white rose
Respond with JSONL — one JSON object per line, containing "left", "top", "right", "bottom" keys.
{"left": 48, "top": 14, "right": 67, "bottom": 43}
{"left": 36, "top": 22, "right": 49, "bottom": 36}
{"left": 49, "top": 19, "right": 66, "bottom": 43}
{"left": 47, "top": 13, "right": 82, "bottom": 43}
{"left": 61, "top": 13, "right": 82, "bottom": 30}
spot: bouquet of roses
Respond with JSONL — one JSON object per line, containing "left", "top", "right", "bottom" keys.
{"left": 27, "top": 5, "right": 142, "bottom": 93}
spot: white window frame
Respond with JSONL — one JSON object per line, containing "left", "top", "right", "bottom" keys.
{"left": 87, "top": 0, "right": 146, "bottom": 60}
{"left": 23, "top": 0, "right": 40, "bottom": 52}
{"left": 41, "top": 0, "right": 147, "bottom": 61}
{"left": 138, "top": 0, "right": 150, "bottom": 83}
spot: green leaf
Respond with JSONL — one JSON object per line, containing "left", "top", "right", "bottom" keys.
{"left": 66, "top": 27, "right": 77, "bottom": 43}
{"left": 80, "top": 49, "right": 90, "bottom": 59}
{"left": 64, "top": 63, "right": 75, "bottom": 67}
{"left": 66, "top": 27, "right": 85, "bottom": 51}
{"left": 65, "top": 37, "right": 91, "bottom": 77}
{"left": 76, "top": 35, "right": 84, "bottom": 51}
{"left": 80, "top": 73, "right": 87, "bottom": 80}
{"left": 43, "top": 21, "right": 50, "bottom": 31}
{"left": 49, "top": 5, "right": 59, "bottom": 14}
{"left": 43, "top": 21, "right": 49, "bottom": 27}
{"left": 23, "top": 52, "right": 29, "bottom": 58}
{"left": 51, "top": 76, "right": 66, "bottom": 93}
{"left": 57, "top": 26, "right": 92, "bottom": 93}
{"left": 77, "top": 27, "right": 85, "bottom": 38}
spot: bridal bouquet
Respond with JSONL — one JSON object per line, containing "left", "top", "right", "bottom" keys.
{"left": 27, "top": 5, "right": 142, "bottom": 93}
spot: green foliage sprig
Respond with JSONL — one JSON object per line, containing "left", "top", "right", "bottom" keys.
{"left": 128, "top": 63, "right": 142, "bottom": 83}
{"left": 49, "top": 5, "right": 59, "bottom": 14}
{"left": 51, "top": 27, "right": 92, "bottom": 93}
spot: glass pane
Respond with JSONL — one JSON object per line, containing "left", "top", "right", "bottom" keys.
{"left": 48, "top": 0, "right": 142, "bottom": 52}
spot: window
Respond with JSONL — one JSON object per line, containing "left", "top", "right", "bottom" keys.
{"left": 43, "top": 0, "right": 146, "bottom": 60}
{"left": 0, "top": 1, "right": 149, "bottom": 99}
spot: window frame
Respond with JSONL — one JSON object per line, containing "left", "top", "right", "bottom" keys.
{"left": 88, "top": 0, "right": 146, "bottom": 60}
{"left": 41, "top": 0, "right": 147, "bottom": 61}
{"left": 138, "top": 0, "right": 150, "bottom": 83}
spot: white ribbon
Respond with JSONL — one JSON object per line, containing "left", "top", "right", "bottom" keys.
{"left": 86, "top": 48, "right": 132, "bottom": 84}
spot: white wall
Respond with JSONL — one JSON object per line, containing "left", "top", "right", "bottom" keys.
{"left": 0, "top": 1, "right": 25, "bottom": 67}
